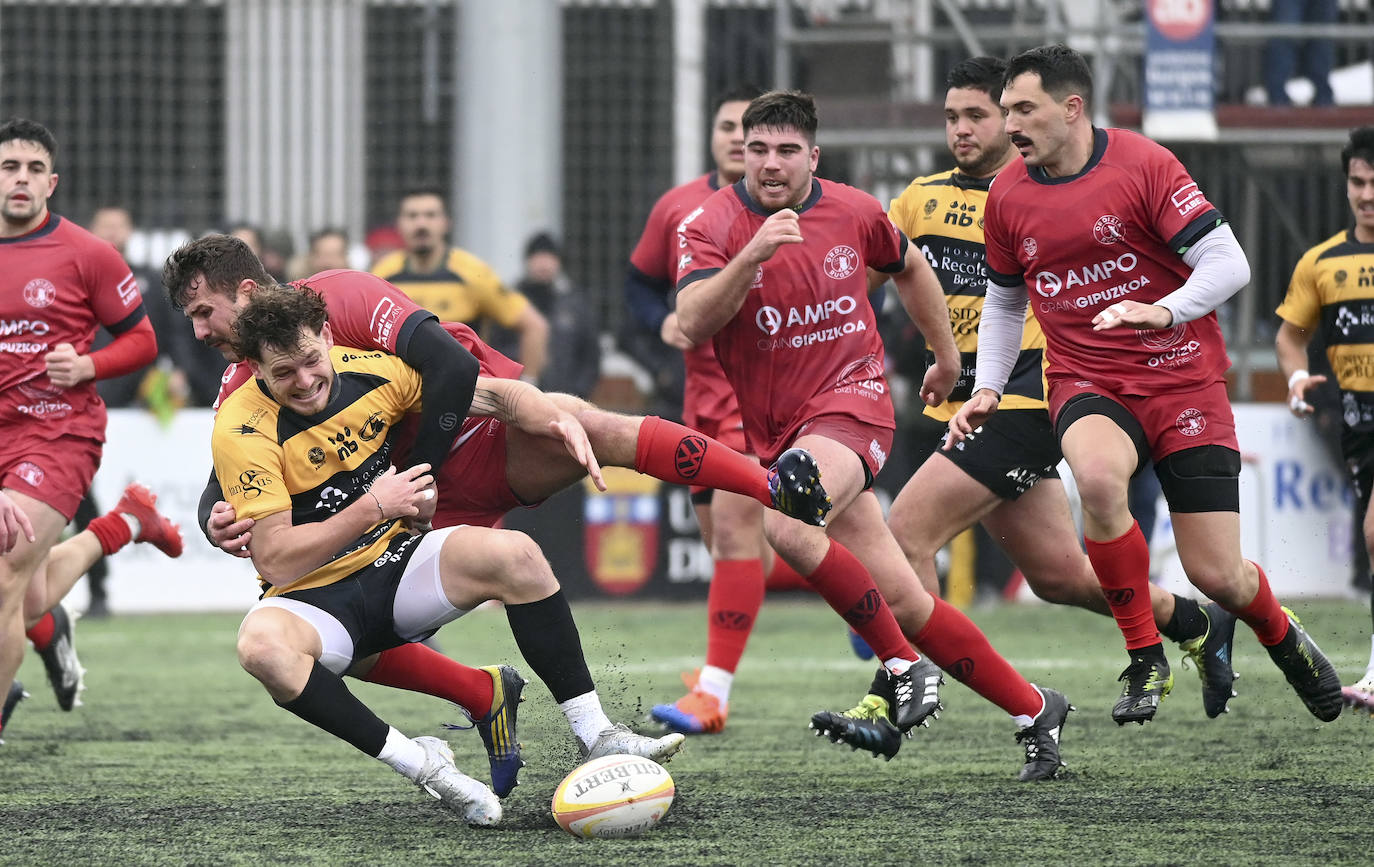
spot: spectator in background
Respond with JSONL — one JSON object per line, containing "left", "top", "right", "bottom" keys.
{"left": 306, "top": 227, "right": 352, "bottom": 273}
{"left": 227, "top": 222, "right": 263, "bottom": 258}
{"left": 490, "top": 232, "right": 601, "bottom": 398}
{"left": 371, "top": 185, "right": 549, "bottom": 383}
{"left": 1265, "top": 0, "right": 1338, "bottom": 107}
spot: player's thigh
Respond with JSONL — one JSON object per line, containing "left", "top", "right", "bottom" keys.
{"left": 707, "top": 489, "right": 767, "bottom": 560}
{"left": 829, "top": 490, "right": 930, "bottom": 615}
{"left": 889, "top": 453, "right": 1001, "bottom": 558}
{"left": 430, "top": 525, "right": 557, "bottom": 609}
{"left": 982, "top": 479, "right": 1090, "bottom": 587}
{"left": 790, "top": 433, "right": 868, "bottom": 512}
{"left": 0, "top": 489, "right": 68, "bottom": 592}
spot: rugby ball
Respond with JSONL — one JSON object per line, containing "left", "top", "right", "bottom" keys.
{"left": 551, "top": 753, "right": 675, "bottom": 838}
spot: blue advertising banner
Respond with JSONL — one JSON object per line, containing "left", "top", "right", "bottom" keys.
{"left": 1143, "top": 0, "right": 1218, "bottom": 140}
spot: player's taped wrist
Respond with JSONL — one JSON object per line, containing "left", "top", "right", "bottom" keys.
{"left": 1288, "top": 369, "right": 1309, "bottom": 390}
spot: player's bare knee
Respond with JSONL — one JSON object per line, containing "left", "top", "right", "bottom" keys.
{"left": 235, "top": 625, "right": 291, "bottom": 680}
{"left": 492, "top": 531, "right": 560, "bottom": 601}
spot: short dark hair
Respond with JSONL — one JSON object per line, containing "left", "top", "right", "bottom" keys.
{"left": 398, "top": 184, "right": 448, "bottom": 213}
{"left": 713, "top": 83, "right": 765, "bottom": 113}
{"left": 0, "top": 117, "right": 57, "bottom": 164}
{"left": 742, "top": 90, "right": 819, "bottom": 143}
{"left": 1342, "top": 126, "right": 1374, "bottom": 176}
{"left": 947, "top": 56, "right": 1009, "bottom": 105}
{"left": 233, "top": 284, "right": 328, "bottom": 362}
{"left": 309, "top": 226, "right": 349, "bottom": 249}
{"left": 1005, "top": 44, "right": 1094, "bottom": 112}
{"left": 163, "top": 234, "right": 272, "bottom": 310}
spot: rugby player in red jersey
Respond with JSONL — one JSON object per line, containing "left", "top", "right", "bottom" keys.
{"left": 627, "top": 84, "right": 812, "bottom": 734}
{"left": 675, "top": 90, "right": 1071, "bottom": 779}
{"left": 949, "top": 44, "right": 1342, "bottom": 723}
{"left": 161, "top": 234, "right": 829, "bottom": 793}
{"left": 0, "top": 118, "right": 182, "bottom": 742}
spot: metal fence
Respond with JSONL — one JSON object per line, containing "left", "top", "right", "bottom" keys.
{"left": 0, "top": 0, "right": 1369, "bottom": 356}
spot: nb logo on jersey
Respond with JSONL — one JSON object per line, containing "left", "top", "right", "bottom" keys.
{"left": 330, "top": 426, "right": 359, "bottom": 461}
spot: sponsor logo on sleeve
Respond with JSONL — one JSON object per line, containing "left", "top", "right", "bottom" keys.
{"left": 1171, "top": 182, "right": 1204, "bottom": 217}
{"left": 369, "top": 298, "right": 403, "bottom": 346}
{"left": 1022, "top": 237, "right": 1038, "bottom": 260}
{"left": 116, "top": 273, "right": 139, "bottom": 306}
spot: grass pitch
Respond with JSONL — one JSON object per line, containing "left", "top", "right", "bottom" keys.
{"left": 6, "top": 596, "right": 1372, "bottom": 866}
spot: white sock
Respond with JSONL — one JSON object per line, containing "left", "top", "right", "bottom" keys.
{"left": 119, "top": 512, "right": 142, "bottom": 539}
{"left": 376, "top": 727, "right": 426, "bottom": 779}
{"left": 882, "top": 657, "right": 912, "bottom": 676}
{"left": 1365, "top": 634, "right": 1374, "bottom": 677}
{"left": 559, "top": 691, "right": 614, "bottom": 750}
{"left": 1011, "top": 685, "right": 1045, "bottom": 729}
{"left": 697, "top": 665, "right": 733, "bottom": 705}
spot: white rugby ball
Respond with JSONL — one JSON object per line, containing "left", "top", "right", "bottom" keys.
{"left": 551, "top": 753, "right": 675, "bottom": 838}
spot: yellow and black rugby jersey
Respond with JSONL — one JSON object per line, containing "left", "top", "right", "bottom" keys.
{"left": 372, "top": 245, "right": 528, "bottom": 327}
{"left": 1276, "top": 228, "right": 1374, "bottom": 432}
{"left": 888, "top": 169, "right": 1047, "bottom": 422}
{"left": 211, "top": 348, "right": 423, "bottom": 596}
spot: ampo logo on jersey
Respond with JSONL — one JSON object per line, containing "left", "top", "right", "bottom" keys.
{"left": 756, "top": 306, "right": 784, "bottom": 335}
{"left": 824, "top": 245, "right": 859, "bottom": 280}
{"left": 1033, "top": 252, "right": 1141, "bottom": 299}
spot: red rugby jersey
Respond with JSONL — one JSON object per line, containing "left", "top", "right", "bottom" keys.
{"left": 630, "top": 172, "right": 739, "bottom": 420}
{"left": 984, "top": 127, "right": 1230, "bottom": 396}
{"left": 0, "top": 214, "right": 143, "bottom": 437}
{"left": 677, "top": 178, "right": 905, "bottom": 459}
{"left": 214, "top": 269, "right": 521, "bottom": 409}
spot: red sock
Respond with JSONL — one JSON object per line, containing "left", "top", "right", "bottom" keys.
{"left": 362, "top": 643, "right": 494, "bottom": 717}
{"left": 26, "top": 611, "right": 56, "bottom": 650}
{"left": 1234, "top": 561, "right": 1289, "bottom": 646}
{"left": 1084, "top": 522, "right": 1159, "bottom": 651}
{"left": 804, "top": 541, "right": 912, "bottom": 663}
{"left": 634, "top": 416, "right": 770, "bottom": 506}
{"left": 766, "top": 556, "right": 813, "bottom": 592}
{"left": 87, "top": 512, "right": 133, "bottom": 556}
{"left": 705, "top": 559, "right": 765, "bottom": 673}
{"left": 914, "top": 596, "right": 1043, "bottom": 717}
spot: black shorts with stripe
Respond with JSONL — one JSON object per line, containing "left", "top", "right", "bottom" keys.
{"left": 911, "top": 409, "right": 1061, "bottom": 501}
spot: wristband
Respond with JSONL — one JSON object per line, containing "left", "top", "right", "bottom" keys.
{"left": 1287, "top": 369, "right": 1309, "bottom": 390}
{"left": 368, "top": 490, "right": 384, "bottom": 519}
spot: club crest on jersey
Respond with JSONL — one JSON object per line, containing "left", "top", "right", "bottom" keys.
{"left": 750, "top": 265, "right": 764, "bottom": 289}
{"left": 1176, "top": 408, "right": 1206, "bottom": 437}
{"left": 1022, "top": 237, "right": 1038, "bottom": 260}
{"left": 824, "top": 245, "right": 859, "bottom": 280}
{"left": 923, "top": 198, "right": 938, "bottom": 217}
{"left": 308, "top": 447, "right": 326, "bottom": 468}
{"left": 22, "top": 278, "right": 56, "bottom": 308}
{"left": 1094, "top": 215, "right": 1125, "bottom": 245}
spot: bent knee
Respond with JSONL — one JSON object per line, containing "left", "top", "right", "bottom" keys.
{"left": 236, "top": 624, "right": 293, "bottom": 677}
{"left": 489, "top": 530, "right": 559, "bottom": 596}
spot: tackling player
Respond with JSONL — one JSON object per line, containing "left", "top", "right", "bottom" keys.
{"left": 949, "top": 44, "right": 1343, "bottom": 724}
{"left": 886, "top": 56, "right": 1239, "bottom": 721}
{"left": 1275, "top": 125, "right": 1374, "bottom": 714}
{"left": 213, "top": 286, "right": 682, "bottom": 824}
{"left": 676, "top": 90, "right": 1071, "bottom": 780}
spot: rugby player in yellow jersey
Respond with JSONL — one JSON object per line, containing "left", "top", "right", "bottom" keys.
{"left": 1276, "top": 125, "right": 1374, "bottom": 713}
{"left": 879, "top": 57, "right": 1239, "bottom": 722}
{"left": 372, "top": 185, "right": 549, "bottom": 382}
{"left": 212, "top": 286, "right": 682, "bottom": 825}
